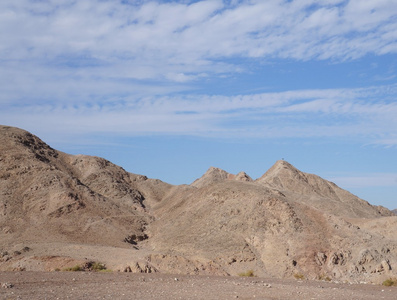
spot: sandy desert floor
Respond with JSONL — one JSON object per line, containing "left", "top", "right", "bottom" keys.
{"left": 0, "top": 271, "right": 396, "bottom": 300}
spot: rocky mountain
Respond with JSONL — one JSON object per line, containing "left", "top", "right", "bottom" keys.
{"left": 0, "top": 125, "right": 171, "bottom": 247}
{"left": 255, "top": 160, "right": 391, "bottom": 218}
{"left": 392, "top": 209, "right": 397, "bottom": 215}
{"left": 191, "top": 167, "right": 253, "bottom": 188}
{"left": 1, "top": 125, "right": 396, "bottom": 284}
{"left": 149, "top": 162, "right": 395, "bottom": 281}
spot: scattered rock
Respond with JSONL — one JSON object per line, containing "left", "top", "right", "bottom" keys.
{"left": 124, "top": 234, "right": 148, "bottom": 245}
{"left": 1, "top": 282, "right": 13, "bottom": 289}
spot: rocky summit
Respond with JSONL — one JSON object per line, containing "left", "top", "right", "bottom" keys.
{"left": 1, "top": 125, "right": 396, "bottom": 284}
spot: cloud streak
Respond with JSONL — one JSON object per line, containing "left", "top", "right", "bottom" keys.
{"left": 2, "top": 84, "right": 396, "bottom": 145}
{"left": 328, "top": 173, "right": 397, "bottom": 189}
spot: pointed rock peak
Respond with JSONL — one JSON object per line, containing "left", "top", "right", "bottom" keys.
{"left": 191, "top": 167, "right": 231, "bottom": 188}
{"left": 255, "top": 160, "right": 304, "bottom": 188}
{"left": 258, "top": 160, "right": 299, "bottom": 178}
{"left": 272, "top": 160, "right": 298, "bottom": 171}
{"left": 206, "top": 166, "right": 229, "bottom": 174}
{"left": 191, "top": 167, "right": 253, "bottom": 188}
{"left": 235, "top": 171, "right": 253, "bottom": 182}
{"left": 203, "top": 166, "right": 232, "bottom": 180}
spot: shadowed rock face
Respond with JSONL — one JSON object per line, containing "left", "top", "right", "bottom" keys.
{"left": 1, "top": 125, "right": 397, "bottom": 284}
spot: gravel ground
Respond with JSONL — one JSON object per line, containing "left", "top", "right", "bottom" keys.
{"left": 0, "top": 272, "right": 396, "bottom": 300}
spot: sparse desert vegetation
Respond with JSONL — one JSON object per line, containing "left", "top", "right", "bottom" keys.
{"left": 238, "top": 270, "right": 255, "bottom": 277}
{"left": 64, "top": 261, "right": 107, "bottom": 272}
{"left": 64, "top": 265, "right": 83, "bottom": 272}
{"left": 382, "top": 278, "right": 397, "bottom": 287}
{"left": 294, "top": 273, "right": 305, "bottom": 280}
{"left": 318, "top": 274, "right": 332, "bottom": 281}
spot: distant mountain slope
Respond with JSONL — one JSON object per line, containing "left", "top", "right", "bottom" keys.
{"left": 190, "top": 160, "right": 392, "bottom": 219}
{"left": 150, "top": 170, "right": 396, "bottom": 280}
{"left": 191, "top": 167, "right": 252, "bottom": 188}
{"left": 255, "top": 160, "right": 392, "bottom": 219}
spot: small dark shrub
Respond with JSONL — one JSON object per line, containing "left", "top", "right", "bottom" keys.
{"left": 383, "top": 278, "right": 397, "bottom": 287}
{"left": 294, "top": 273, "right": 305, "bottom": 280}
{"left": 238, "top": 270, "right": 255, "bottom": 277}
{"left": 64, "top": 265, "right": 83, "bottom": 272}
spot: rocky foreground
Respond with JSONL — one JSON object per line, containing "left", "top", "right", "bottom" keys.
{"left": 0, "top": 272, "right": 396, "bottom": 300}
{"left": 1, "top": 125, "right": 397, "bottom": 285}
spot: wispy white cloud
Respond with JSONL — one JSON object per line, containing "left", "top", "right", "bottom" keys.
{"left": 328, "top": 173, "right": 397, "bottom": 189}
{"left": 371, "top": 137, "right": 397, "bottom": 148}
{"left": 1, "top": 84, "right": 396, "bottom": 145}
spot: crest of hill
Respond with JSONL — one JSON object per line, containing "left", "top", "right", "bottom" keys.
{"left": 254, "top": 160, "right": 393, "bottom": 219}
{"left": 191, "top": 167, "right": 253, "bottom": 188}
{"left": 190, "top": 160, "right": 391, "bottom": 219}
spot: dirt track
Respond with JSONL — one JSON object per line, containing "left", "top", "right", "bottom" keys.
{"left": 0, "top": 272, "right": 396, "bottom": 300}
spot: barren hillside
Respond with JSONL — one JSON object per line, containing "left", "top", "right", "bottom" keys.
{"left": 149, "top": 165, "right": 397, "bottom": 282}
{"left": 0, "top": 125, "right": 171, "bottom": 247}
{"left": 1, "top": 125, "right": 396, "bottom": 284}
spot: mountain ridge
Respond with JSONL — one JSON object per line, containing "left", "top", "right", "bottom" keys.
{"left": 1, "top": 125, "right": 396, "bottom": 284}
{"left": 191, "top": 159, "right": 392, "bottom": 219}
{"left": 191, "top": 166, "right": 253, "bottom": 188}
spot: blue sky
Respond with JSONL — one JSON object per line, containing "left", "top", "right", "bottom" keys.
{"left": 1, "top": 0, "right": 396, "bottom": 209}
